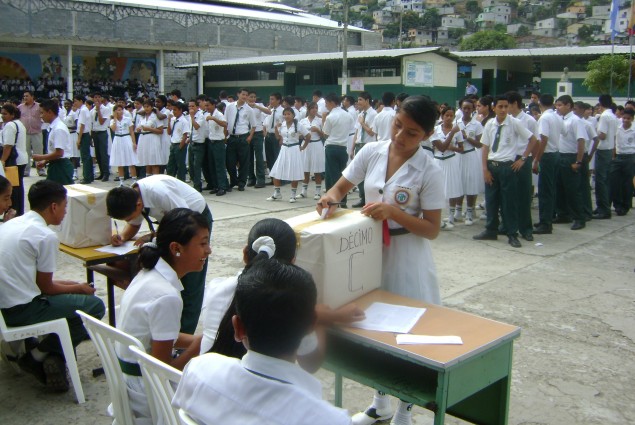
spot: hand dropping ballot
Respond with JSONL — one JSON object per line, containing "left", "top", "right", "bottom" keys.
{"left": 285, "top": 210, "right": 382, "bottom": 308}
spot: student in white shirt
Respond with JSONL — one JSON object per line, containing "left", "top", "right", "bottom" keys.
{"left": 166, "top": 101, "right": 190, "bottom": 182}
{"left": 33, "top": 99, "right": 74, "bottom": 185}
{"left": 318, "top": 96, "right": 445, "bottom": 425}
{"left": 0, "top": 181, "right": 105, "bottom": 392}
{"left": 299, "top": 102, "right": 325, "bottom": 200}
{"left": 173, "top": 245, "right": 352, "bottom": 425}
{"left": 370, "top": 92, "right": 397, "bottom": 142}
{"left": 0, "top": 175, "right": 16, "bottom": 222}
{"left": 323, "top": 93, "right": 355, "bottom": 208}
{"left": 609, "top": 108, "right": 635, "bottom": 215}
{"left": 267, "top": 108, "right": 310, "bottom": 203}
{"left": 263, "top": 92, "right": 284, "bottom": 182}
{"left": 592, "top": 94, "right": 618, "bottom": 219}
{"left": 117, "top": 208, "right": 208, "bottom": 425}
{"left": 74, "top": 95, "right": 94, "bottom": 183}
{"left": 247, "top": 91, "right": 268, "bottom": 188}
{"left": 225, "top": 88, "right": 257, "bottom": 190}
{"left": 204, "top": 98, "right": 229, "bottom": 195}
{"left": 0, "top": 103, "right": 28, "bottom": 216}
{"left": 91, "top": 92, "right": 111, "bottom": 181}
{"left": 109, "top": 104, "right": 138, "bottom": 185}
{"left": 351, "top": 91, "right": 378, "bottom": 208}
{"left": 135, "top": 100, "right": 164, "bottom": 176}
{"left": 187, "top": 100, "right": 207, "bottom": 192}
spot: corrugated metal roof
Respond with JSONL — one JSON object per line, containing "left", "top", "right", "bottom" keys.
{"left": 453, "top": 45, "right": 632, "bottom": 57}
{"left": 100, "top": 0, "right": 361, "bottom": 31}
{"left": 178, "top": 47, "right": 441, "bottom": 68}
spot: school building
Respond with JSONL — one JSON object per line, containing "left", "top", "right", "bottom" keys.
{"left": 178, "top": 47, "right": 462, "bottom": 104}
{"left": 0, "top": 0, "right": 380, "bottom": 98}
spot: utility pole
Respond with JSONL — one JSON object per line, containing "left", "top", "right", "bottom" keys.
{"left": 342, "top": 0, "right": 349, "bottom": 95}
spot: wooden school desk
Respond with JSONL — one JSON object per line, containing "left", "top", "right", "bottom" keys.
{"left": 324, "top": 290, "right": 521, "bottom": 425}
{"left": 59, "top": 243, "right": 138, "bottom": 326}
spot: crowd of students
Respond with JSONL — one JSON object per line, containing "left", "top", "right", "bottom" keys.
{"left": 0, "top": 84, "right": 634, "bottom": 425}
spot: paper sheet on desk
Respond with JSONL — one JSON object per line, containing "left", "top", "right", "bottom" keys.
{"left": 396, "top": 335, "right": 463, "bottom": 345}
{"left": 350, "top": 302, "right": 425, "bottom": 334}
{"left": 95, "top": 241, "right": 137, "bottom": 255}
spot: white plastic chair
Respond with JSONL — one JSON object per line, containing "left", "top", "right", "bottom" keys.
{"left": 0, "top": 311, "right": 85, "bottom": 403}
{"left": 76, "top": 310, "right": 145, "bottom": 425}
{"left": 128, "top": 345, "right": 182, "bottom": 425}
{"left": 178, "top": 408, "right": 199, "bottom": 425}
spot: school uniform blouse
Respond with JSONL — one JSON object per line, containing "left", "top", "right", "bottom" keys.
{"left": 173, "top": 351, "right": 351, "bottom": 425}
{"left": 0, "top": 211, "right": 57, "bottom": 309}
{"left": 457, "top": 118, "right": 484, "bottom": 149}
{"left": 537, "top": 109, "right": 563, "bottom": 153}
{"left": 1, "top": 119, "right": 28, "bottom": 165}
{"left": 116, "top": 257, "right": 183, "bottom": 363}
{"left": 48, "top": 117, "right": 73, "bottom": 158}
{"left": 111, "top": 116, "right": 133, "bottom": 136}
{"left": 433, "top": 124, "right": 463, "bottom": 158}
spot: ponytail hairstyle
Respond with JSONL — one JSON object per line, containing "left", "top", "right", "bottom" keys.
{"left": 137, "top": 208, "right": 209, "bottom": 270}
{"left": 210, "top": 218, "right": 297, "bottom": 357}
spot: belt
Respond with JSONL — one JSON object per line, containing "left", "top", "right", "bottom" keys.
{"left": 211, "top": 139, "right": 225, "bottom": 143}
{"left": 230, "top": 133, "right": 248, "bottom": 138}
{"left": 310, "top": 139, "right": 322, "bottom": 143}
{"left": 348, "top": 133, "right": 355, "bottom": 136}
{"left": 487, "top": 160, "right": 513, "bottom": 166}
{"left": 69, "top": 130, "right": 76, "bottom": 134}
{"left": 283, "top": 142, "right": 301, "bottom": 148}
{"left": 461, "top": 148, "right": 476, "bottom": 154}
{"left": 92, "top": 130, "right": 107, "bottom": 134}
{"left": 616, "top": 153, "right": 635, "bottom": 158}
{"left": 435, "top": 153, "right": 456, "bottom": 160}
{"left": 421, "top": 146, "right": 433, "bottom": 152}
{"left": 355, "top": 143, "right": 366, "bottom": 147}
{"left": 114, "top": 134, "right": 128, "bottom": 137}
{"left": 118, "top": 358, "right": 142, "bottom": 377}
{"left": 388, "top": 227, "right": 410, "bottom": 237}
{"left": 141, "top": 132, "right": 151, "bottom": 135}
{"left": 253, "top": 130, "right": 263, "bottom": 134}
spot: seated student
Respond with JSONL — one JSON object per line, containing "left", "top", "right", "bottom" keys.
{"left": 106, "top": 174, "right": 213, "bottom": 334}
{"left": 173, "top": 255, "right": 352, "bottom": 425}
{"left": 116, "top": 208, "right": 209, "bottom": 425}
{"left": 0, "top": 180, "right": 105, "bottom": 391}
{"left": 0, "top": 175, "right": 16, "bottom": 223}
{"left": 200, "top": 218, "right": 363, "bottom": 371}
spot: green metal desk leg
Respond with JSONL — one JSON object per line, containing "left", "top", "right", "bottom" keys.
{"left": 433, "top": 371, "right": 449, "bottom": 425}
{"left": 335, "top": 373, "right": 343, "bottom": 407}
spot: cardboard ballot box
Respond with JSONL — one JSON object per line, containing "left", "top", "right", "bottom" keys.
{"left": 56, "top": 184, "right": 112, "bottom": 248}
{"left": 285, "top": 210, "right": 382, "bottom": 308}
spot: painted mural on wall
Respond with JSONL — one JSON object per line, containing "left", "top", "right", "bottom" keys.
{"left": 0, "top": 53, "right": 156, "bottom": 82}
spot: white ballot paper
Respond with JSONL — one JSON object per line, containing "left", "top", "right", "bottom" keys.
{"left": 351, "top": 302, "right": 425, "bottom": 334}
{"left": 95, "top": 241, "right": 137, "bottom": 255}
{"left": 396, "top": 335, "right": 463, "bottom": 345}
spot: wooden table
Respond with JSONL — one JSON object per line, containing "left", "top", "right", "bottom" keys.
{"left": 59, "top": 244, "right": 138, "bottom": 326}
{"left": 325, "top": 290, "right": 521, "bottom": 425}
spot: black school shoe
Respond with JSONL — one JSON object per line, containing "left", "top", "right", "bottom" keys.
{"left": 43, "top": 353, "right": 69, "bottom": 392}
{"left": 508, "top": 235, "right": 522, "bottom": 248}
{"left": 17, "top": 352, "right": 46, "bottom": 385}
{"left": 473, "top": 230, "right": 498, "bottom": 241}
{"left": 533, "top": 224, "right": 552, "bottom": 234}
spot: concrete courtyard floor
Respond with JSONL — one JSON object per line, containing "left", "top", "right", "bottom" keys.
{"left": 1, "top": 175, "right": 634, "bottom": 425}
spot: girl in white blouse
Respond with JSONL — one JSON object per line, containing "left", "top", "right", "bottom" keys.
{"left": 299, "top": 102, "right": 325, "bottom": 200}
{"left": 135, "top": 100, "right": 163, "bottom": 176}
{"left": 116, "top": 208, "right": 209, "bottom": 425}
{"left": 267, "top": 108, "right": 310, "bottom": 203}
{"left": 109, "top": 104, "right": 138, "bottom": 184}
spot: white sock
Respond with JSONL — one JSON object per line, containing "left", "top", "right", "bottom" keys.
{"left": 31, "top": 348, "right": 47, "bottom": 362}
{"left": 373, "top": 390, "right": 391, "bottom": 412}
{"left": 455, "top": 206, "right": 462, "bottom": 218}
{"left": 302, "top": 183, "right": 308, "bottom": 192}
{"left": 274, "top": 187, "right": 281, "bottom": 196}
{"left": 449, "top": 207, "right": 456, "bottom": 223}
{"left": 315, "top": 185, "right": 321, "bottom": 195}
{"left": 291, "top": 188, "right": 297, "bottom": 198}
{"left": 391, "top": 401, "right": 413, "bottom": 425}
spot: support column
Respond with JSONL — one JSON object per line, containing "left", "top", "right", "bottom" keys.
{"left": 67, "top": 45, "right": 73, "bottom": 100}
{"left": 158, "top": 49, "right": 165, "bottom": 95}
{"left": 198, "top": 51, "right": 204, "bottom": 95}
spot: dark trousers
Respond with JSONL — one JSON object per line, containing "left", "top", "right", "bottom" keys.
{"left": 610, "top": 154, "right": 635, "bottom": 213}
{"left": 581, "top": 154, "right": 593, "bottom": 220}
{"left": 42, "top": 129, "right": 49, "bottom": 155}
{"left": 226, "top": 134, "right": 249, "bottom": 188}
{"left": 485, "top": 161, "right": 518, "bottom": 236}
{"left": 516, "top": 156, "right": 533, "bottom": 236}
{"left": 354, "top": 144, "right": 366, "bottom": 203}
{"left": 264, "top": 133, "right": 280, "bottom": 171}
{"left": 594, "top": 149, "right": 612, "bottom": 215}
{"left": 188, "top": 142, "right": 206, "bottom": 191}
{"left": 47, "top": 158, "right": 74, "bottom": 185}
{"left": 79, "top": 133, "right": 93, "bottom": 183}
{"left": 325, "top": 145, "right": 349, "bottom": 206}
{"left": 208, "top": 139, "right": 228, "bottom": 190}
{"left": 556, "top": 153, "right": 585, "bottom": 221}
{"left": 10, "top": 164, "right": 26, "bottom": 216}
{"left": 201, "top": 138, "right": 213, "bottom": 188}
{"left": 249, "top": 131, "right": 266, "bottom": 185}
{"left": 179, "top": 206, "right": 213, "bottom": 334}
{"left": 538, "top": 152, "right": 559, "bottom": 225}
{"left": 1, "top": 294, "right": 105, "bottom": 357}
{"left": 92, "top": 131, "right": 110, "bottom": 177}
{"left": 167, "top": 143, "right": 187, "bottom": 182}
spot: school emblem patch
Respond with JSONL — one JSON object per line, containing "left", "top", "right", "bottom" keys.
{"left": 394, "top": 189, "right": 410, "bottom": 205}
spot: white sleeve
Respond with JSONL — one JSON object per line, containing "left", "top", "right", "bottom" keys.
{"left": 146, "top": 294, "right": 182, "bottom": 342}
{"left": 35, "top": 232, "right": 59, "bottom": 273}
{"left": 419, "top": 165, "right": 446, "bottom": 211}
{"left": 342, "top": 143, "right": 372, "bottom": 185}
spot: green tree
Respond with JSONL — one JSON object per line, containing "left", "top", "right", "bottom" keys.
{"left": 578, "top": 25, "right": 594, "bottom": 44}
{"left": 360, "top": 14, "right": 375, "bottom": 29}
{"left": 401, "top": 11, "right": 425, "bottom": 30}
{"left": 517, "top": 25, "right": 530, "bottom": 37}
{"left": 583, "top": 55, "right": 631, "bottom": 94}
{"left": 465, "top": 0, "right": 481, "bottom": 14}
{"left": 459, "top": 30, "right": 517, "bottom": 50}
{"left": 493, "top": 23, "right": 507, "bottom": 32}
{"left": 449, "top": 28, "right": 467, "bottom": 39}
{"left": 421, "top": 8, "right": 441, "bottom": 28}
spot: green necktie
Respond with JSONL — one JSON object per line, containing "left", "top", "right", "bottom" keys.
{"left": 492, "top": 124, "right": 502, "bottom": 153}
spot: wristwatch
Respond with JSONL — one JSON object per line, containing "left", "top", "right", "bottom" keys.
{"left": 520, "top": 156, "right": 527, "bottom": 161}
